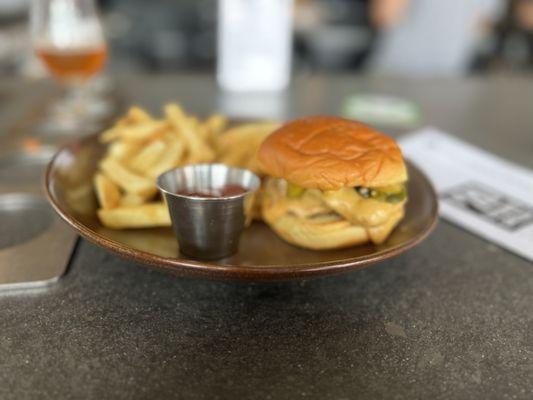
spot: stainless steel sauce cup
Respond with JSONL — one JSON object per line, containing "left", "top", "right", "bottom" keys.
{"left": 157, "top": 164, "right": 260, "bottom": 260}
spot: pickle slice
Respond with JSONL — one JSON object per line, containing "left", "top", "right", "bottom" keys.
{"left": 287, "top": 182, "right": 306, "bottom": 198}
{"left": 355, "top": 184, "right": 407, "bottom": 203}
{"left": 385, "top": 186, "right": 407, "bottom": 203}
{"left": 376, "top": 183, "right": 404, "bottom": 194}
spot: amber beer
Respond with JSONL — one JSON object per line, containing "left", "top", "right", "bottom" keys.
{"left": 36, "top": 45, "right": 107, "bottom": 79}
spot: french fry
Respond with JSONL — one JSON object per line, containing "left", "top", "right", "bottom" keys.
{"left": 94, "top": 173, "right": 121, "bottom": 209}
{"left": 120, "top": 192, "right": 152, "bottom": 207}
{"left": 102, "top": 107, "right": 153, "bottom": 142}
{"left": 165, "top": 103, "right": 215, "bottom": 163}
{"left": 216, "top": 122, "right": 280, "bottom": 174}
{"left": 100, "top": 158, "right": 157, "bottom": 197}
{"left": 97, "top": 203, "right": 171, "bottom": 229}
{"left": 100, "top": 126, "right": 122, "bottom": 143}
{"left": 145, "top": 136, "right": 185, "bottom": 179}
{"left": 107, "top": 140, "right": 143, "bottom": 161}
{"left": 114, "top": 106, "right": 152, "bottom": 129}
{"left": 119, "top": 120, "right": 167, "bottom": 142}
{"left": 217, "top": 122, "right": 280, "bottom": 152}
{"left": 125, "top": 106, "right": 152, "bottom": 124}
{"left": 129, "top": 139, "right": 167, "bottom": 173}
{"left": 218, "top": 146, "right": 251, "bottom": 168}
{"left": 191, "top": 116, "right": 209, "bottom": 141}
{"left": 188, "top": 116, "right": 200, "bottom": 132}
{"left": 202, "top": 114, "right": 228, "bottom": 144}
{"left": 101, "top": 121, "right": 167, "bottom": 143}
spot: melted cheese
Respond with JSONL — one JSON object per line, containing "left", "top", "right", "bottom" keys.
{"left": 262, "top": 179, "right": 331, "bottom": 220}
{"left": 322, "top": 187, "right": 405, "bottom": 227}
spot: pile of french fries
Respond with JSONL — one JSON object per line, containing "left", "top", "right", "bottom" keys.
{"left": 94, "top": 103, "right": 279, "bottom": 229}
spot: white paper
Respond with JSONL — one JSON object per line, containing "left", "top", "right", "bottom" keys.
{"left": 399, "top": 127, "right": 533, "bottom": 262}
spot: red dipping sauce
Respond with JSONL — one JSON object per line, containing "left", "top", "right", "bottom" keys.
{"left": 177, "top": 184, "right": 247, "bottom": 198}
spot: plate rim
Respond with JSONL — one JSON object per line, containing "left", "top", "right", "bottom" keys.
{"left": 44, "top": 133, "right": 439, "bottom": 281}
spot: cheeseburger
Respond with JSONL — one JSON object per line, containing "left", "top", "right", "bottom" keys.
{"left": 257, "top": 116, "right": 407, "bottom": 250}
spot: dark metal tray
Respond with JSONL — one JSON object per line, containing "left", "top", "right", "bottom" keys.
{"left": 0, "top": 147, "right": 77, "bottom": 290}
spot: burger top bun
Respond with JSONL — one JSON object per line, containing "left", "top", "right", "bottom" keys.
{"left": 257, "top": 116, "right": 407, "bottom": 190}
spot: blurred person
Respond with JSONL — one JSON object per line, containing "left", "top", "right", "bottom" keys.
{"left": 294, "top": 0, "right": 378, "bottom": 70}
{"left": 485, "top": 0, "right": 533, "bottom": 71}
{"left": 370, "top": 0, "right": 409, "bottom": 29}
{"left": 370, "top": 0, "right": 504, "bottom": 76}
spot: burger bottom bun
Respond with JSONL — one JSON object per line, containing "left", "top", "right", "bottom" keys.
{"left": 265, "top": 213, "right": 369, "bottom": 250}
{"left": 368, "top": 209, "right": 404, "bottom": 244}
{"left": 263, "top": 206, "right": 405, "bottom": 251}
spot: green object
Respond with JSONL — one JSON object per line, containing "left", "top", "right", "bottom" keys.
{"left": 355, "top": 184, "right": 407, "bottom": 203}
{"left": 342, "top": 94, "right": 421, "bottom": 129}
{"left": 385, "top": 186, "right": 407, "bottom": 203}
{"left": 287, "top": 182, "right": 306, "bottom": 198}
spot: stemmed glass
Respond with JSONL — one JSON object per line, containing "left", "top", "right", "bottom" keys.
{"left": 30, "top": 0, "right": 109, "bottom": 132}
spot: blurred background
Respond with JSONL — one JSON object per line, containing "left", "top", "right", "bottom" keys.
{"left": 2, "top": 0, "right": 533, "bottom": 79}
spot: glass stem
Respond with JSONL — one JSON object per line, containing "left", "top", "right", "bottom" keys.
{"left": 66, "top": 77, "right": 89, "bottom": 117}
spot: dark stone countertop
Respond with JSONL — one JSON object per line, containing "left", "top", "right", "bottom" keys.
{"left": 1, "top": 74, "right": 533, "bottom": 400}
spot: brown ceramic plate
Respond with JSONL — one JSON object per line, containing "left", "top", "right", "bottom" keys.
{"left": 45, "top": 133, "right": 438, "bottom": 281}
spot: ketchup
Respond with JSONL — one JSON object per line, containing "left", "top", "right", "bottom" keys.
{"left": 177, "top": 184, "right": 247, "bottom": 198}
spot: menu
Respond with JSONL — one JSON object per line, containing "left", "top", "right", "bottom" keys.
{"left": 400, "top": 128, "right": 533, "bottom": 262}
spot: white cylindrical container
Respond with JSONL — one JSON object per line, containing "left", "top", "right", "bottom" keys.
{"left": 217, "top": 0, "right": 293, "bottom": 92}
